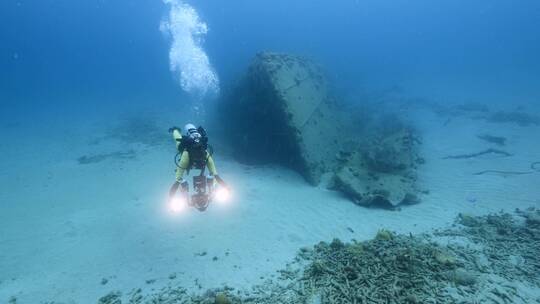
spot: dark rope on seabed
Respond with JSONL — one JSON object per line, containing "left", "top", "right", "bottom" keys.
{"left": 443, "top": 148, "right": 512, "bottom": 160}
{"left": 473, "top": 161, "right": 540, "bottom": 176}
{"left": 473, "top": 170, "right": 532, "bottom": 176}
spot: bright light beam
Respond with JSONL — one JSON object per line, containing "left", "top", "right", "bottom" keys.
{"left": 169, "top": 196, "right": 186, "bottom": 213}
{"left": 214, "top": 187, "right": 231, "bottom": 204}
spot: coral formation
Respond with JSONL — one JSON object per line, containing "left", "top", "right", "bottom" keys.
{"left": 375, "top": 229, "right": 395, "bottom": 241}
{"left": 457, "top": 213, "right": 480, "bottom": 227}
{"left": 301, "top": 234, "right": 464, "bottom": 303}
{"left": 215, "top": 293, "right": 231, "bottom": 304}
{"left": 438, "top": 209, "right": 540, "bottom": 285}
{"left": 450, "top": 268, "right": 477, "bottom": 286}
{"left": 98, "top": 291, "right": 122, "bottom": 304}
{"left": 433, "top": 250, "right": 456, "bottom": 266}
{"left": 96, "top": 210, "right": 540, "bottom": 303}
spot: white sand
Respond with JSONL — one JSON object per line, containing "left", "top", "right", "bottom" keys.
{"left": 1, "top": 105, "right": 539, "bottom": 303}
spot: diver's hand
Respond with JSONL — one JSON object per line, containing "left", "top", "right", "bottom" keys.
{"left": 214, "top": 175, "right": 229, "bottom": 188}
{"left": 168, "top": 126, "right": 181, "bottom": 133}
{"left": 214, "top": 175, "right": 229, "bottom": 189}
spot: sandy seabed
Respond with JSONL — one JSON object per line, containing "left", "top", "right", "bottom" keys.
{"left": 1, "top": 104, "right": 539, "bottom": 303}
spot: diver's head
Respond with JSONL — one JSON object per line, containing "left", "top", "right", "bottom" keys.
{"left": 184, "top": 123, "right": 197, "bottom": 134}
{"left": 184, "top": 123, "right": 201, "bottom": 141}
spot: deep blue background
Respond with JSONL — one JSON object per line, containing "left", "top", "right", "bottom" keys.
{"left": 1, "top": 0, "right": 539, "bottom": 116}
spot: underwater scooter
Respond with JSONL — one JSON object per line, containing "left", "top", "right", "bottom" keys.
{"left": 188, "top": 174, "right": 215, "bottom": 212}
{"left": 170, "top": 152, "right": 229, "bottom": 213}
{"left": 169, "top": 173, "right": 217, "bottom": 212}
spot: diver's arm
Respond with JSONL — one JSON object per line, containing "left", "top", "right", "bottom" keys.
{"left": 169, "top": 126, "right": 182, "bottom": 150}
{"left": 206, "top": 153, "right": 218, "bottom": 175}
{"left": 206, "top": 153, "right": 229, "bottom": 189}
{"left": 168, "top": 126, "right": 180, "bottom": 134}
{"left": 214, "top": 175, "right": 228, "bottom": 189}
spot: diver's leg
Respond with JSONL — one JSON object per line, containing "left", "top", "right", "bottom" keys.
{"left": 176, "top": 151, "right": 190, "bottom": 181}
{"left": 170, "top": 151, "right": 190, "bottom": 198}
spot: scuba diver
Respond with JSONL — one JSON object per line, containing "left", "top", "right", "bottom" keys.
{"left": 168, "top": 123, "right": 229, "bottom": 211}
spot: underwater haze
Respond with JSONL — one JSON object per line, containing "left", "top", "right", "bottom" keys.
{"left": 1, "top": 0, "right": 540, "bottom": 303}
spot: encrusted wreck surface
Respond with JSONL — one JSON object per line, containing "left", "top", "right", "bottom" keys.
{"left": 222, "top": 52, "right": 345, "bottom": 184}
{"left": 334, "top": 128, "right": 422, "bottom": 208}
{"left": 222, "top": 52, "right": 422, "bottom": 206}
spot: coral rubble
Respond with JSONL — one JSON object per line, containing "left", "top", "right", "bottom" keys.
{"left": 95, "top": 210, "right": 540, "bottom": 303}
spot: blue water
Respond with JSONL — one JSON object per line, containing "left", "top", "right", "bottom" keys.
{"left": 2, "top": 0, "right": 539, "bottom": 110}
{"left": 1, "top": 0, "right": 540, "bottom": 302}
